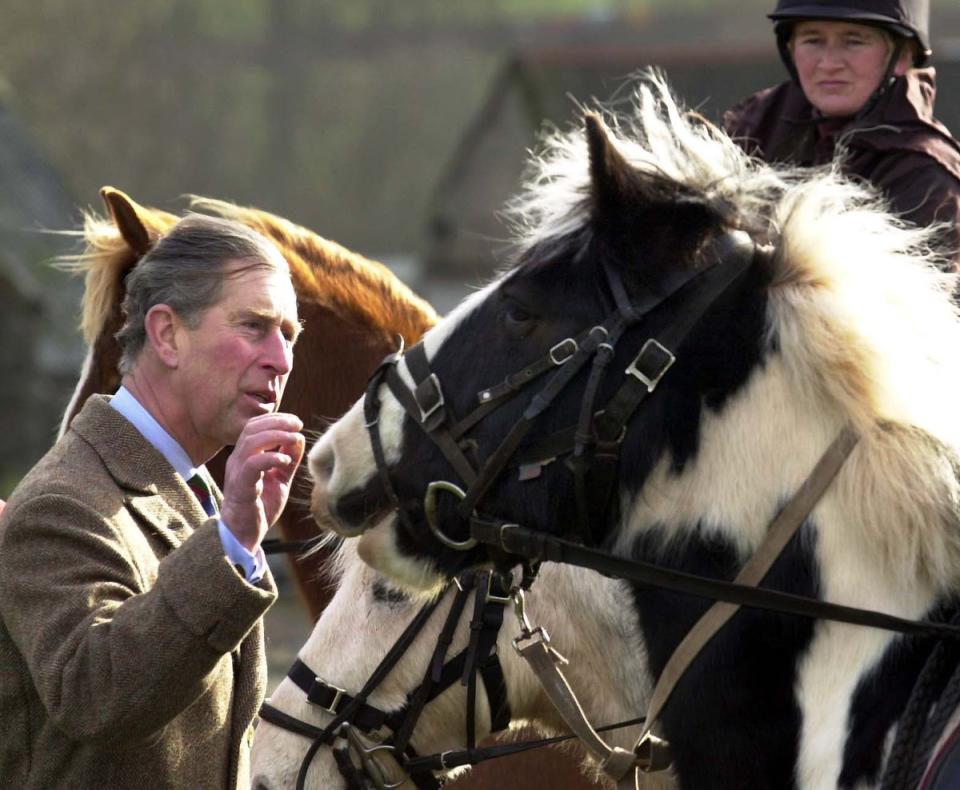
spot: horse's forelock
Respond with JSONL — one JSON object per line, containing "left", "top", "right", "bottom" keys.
{"left": 504, "top": 71, "right": 768, "bottom": 261}
{"left": 56, "top": 214, "right": 139, "bottom": 345}
{"left": 55, "top": 199, "right": 182, "bottom": 345}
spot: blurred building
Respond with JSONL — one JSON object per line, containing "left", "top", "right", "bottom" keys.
{"left": 0, "top": 101, "right": 83, "bottom": 494}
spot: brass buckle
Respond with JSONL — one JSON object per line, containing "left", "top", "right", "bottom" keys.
{"left": 316, "top": 678, "right": 347, "bottom": 715}
{"left": 626, "top": 339, "right": 675, "bottom": 392}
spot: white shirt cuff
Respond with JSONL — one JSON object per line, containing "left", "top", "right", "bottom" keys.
{"left": 217, "top": 520, "right": 266, "bottom": 584}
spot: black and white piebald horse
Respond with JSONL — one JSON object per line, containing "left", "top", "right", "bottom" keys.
{"left": 302, "top": 75, "right": 960, "bottom": 789}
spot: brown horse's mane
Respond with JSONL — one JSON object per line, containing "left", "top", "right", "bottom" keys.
{"left": 191, "top": 198, "right": 437, "bottom": 345}
{"left": 63, "top": 193, "right": 437, "bottom": 349}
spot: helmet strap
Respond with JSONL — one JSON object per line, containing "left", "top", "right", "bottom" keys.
{"left": 854, "top": 36, "right": 905, "bottom": 121}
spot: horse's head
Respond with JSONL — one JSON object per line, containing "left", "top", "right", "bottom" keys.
{"left": 310, "top": 79, "right": 773, "bottom": 590}
{"left": 251, "top": 540, "right": 654, "bottom": 789}
{"left": 311, "top": 75, "right": 960, "bottom": 788}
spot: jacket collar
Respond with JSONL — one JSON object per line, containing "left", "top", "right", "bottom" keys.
{"left": 71, "top": 395, "right": 214, "bottom": 546}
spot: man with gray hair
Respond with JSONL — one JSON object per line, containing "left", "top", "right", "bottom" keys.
{"left": 0, "top": 214, "right": 305, "bottom": 789}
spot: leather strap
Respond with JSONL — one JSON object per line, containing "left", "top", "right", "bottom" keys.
{"left": 514, "top": 629, "right": 640, "bottom": 782}
{"left": 287, "top": 659, "right": 390, "bottom": 732}
{"left": 640, "top": 426, "right": 859, "bottom": 749}
{"left": 470, "top": 520, "right": 960, "bottom": 642}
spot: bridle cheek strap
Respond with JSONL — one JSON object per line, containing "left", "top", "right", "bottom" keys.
{"left": 513, "top": 630, "right": 654, "bottom": 784}
{"left": 368, "top": 229, "right": 757, "bottom": 556}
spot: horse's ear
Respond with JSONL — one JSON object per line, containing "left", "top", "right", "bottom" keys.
{"left": 585, "top": 113, "right": 636, "bottom": 213}
{"left": 100, "top": 186, "right": 152, "bottom": 256}
{"left": 585, "top": 113, "right": 726, "bottom": 260}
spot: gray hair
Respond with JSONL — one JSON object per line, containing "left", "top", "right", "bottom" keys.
{"left": 116, "top": 213, "right": 290, "bottom": 374}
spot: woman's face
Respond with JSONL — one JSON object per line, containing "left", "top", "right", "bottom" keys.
{"left": 790, "top": 19, "right": 909, "bottom": 118}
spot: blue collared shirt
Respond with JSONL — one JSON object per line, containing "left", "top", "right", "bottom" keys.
{"left": 110, "top": 386, "right": 266, "bottom": 584}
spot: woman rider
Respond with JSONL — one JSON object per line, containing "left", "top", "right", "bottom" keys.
{"left": 723, "top": 0, "right": 960, "bottom": 270}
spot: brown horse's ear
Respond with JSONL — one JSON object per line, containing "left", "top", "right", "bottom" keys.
{"left": 100, "top": 186, "right": 152, "bottom": 256}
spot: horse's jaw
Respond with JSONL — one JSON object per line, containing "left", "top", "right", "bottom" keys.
{"left": 357, "top": 517, "right": 447, "bottom": 595}
{"left": 250, "top": 706, "right": 316, "bottom": 789}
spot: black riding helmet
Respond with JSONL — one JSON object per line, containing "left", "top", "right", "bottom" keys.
{"left": 770, "top": 0, "right": 932, "bottom": 84}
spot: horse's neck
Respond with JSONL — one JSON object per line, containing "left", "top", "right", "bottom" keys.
{"left": 619, "top": 355, "right": 844, "bottom": 557}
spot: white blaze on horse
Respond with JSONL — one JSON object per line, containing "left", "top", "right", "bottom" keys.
{"left": 303, "top": 75, "right": 960, "bottom": 789}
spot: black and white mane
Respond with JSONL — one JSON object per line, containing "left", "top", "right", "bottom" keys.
{"left": 301, "top": 75, "right": 960, "bottom": 789}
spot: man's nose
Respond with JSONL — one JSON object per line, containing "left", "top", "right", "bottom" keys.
{"left": 262, "top": 327, "right": 294, "bottom": 375}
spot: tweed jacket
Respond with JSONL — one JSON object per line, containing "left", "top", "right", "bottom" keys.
{"left": 0, "top": 395, "right": 277, "bottom": 789}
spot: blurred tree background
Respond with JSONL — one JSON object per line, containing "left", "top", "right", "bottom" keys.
{"left": 0, "top": 0, "right": 805, "bottom": 251}
{"left": 2, "top": 0, "right": 956, "bottom": 256}
{"left": 0, "top": 0, "right": 958, "bottom": 494}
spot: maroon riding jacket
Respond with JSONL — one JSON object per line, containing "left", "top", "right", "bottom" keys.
{"left": 723, "top": 68, "right": 960, "bottom": 271}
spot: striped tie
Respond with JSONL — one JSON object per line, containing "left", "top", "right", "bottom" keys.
{"left": 186, "top": 473, "right": 217, "bottom": 517}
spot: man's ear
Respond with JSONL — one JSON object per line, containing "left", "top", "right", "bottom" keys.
{"left": 144, "top": 304, "right": 181, "bottom": 368}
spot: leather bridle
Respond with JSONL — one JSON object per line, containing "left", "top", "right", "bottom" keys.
{"left": 259, "top": 568, "right": 513, "bottom": 790}
{"left": 364, "top": 229, "right": 759, "bottom": 558}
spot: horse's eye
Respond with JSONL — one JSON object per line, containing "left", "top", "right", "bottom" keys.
{"left": 503, "top": 303, "right": 535, "bottom": 336}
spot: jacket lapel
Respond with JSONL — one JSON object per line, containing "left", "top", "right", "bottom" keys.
{"left": 127, "top": 494, "right": 193, "bottom": 550}
{"left": 71, "top": 395, "right": 211, "bottom": 548}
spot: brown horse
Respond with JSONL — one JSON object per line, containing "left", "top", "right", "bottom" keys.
{"left": 60, "top": 186, "right": 438, "bottom": 618}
